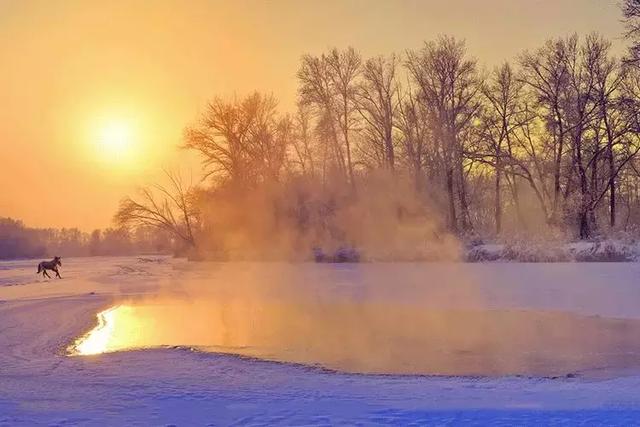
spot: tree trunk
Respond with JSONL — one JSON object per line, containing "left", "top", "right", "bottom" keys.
{"left": 495, "top": 148, "right": 502, "bottom": 235}
{"left": 552, "top": 105, "right": 565, "bottom": 222}
{"left": 608, "top": 137, "right": 616, "bottom": 228}
{"left": 385, "top": 122, "right": 395, "bottom": 172}
{"left": 576, "top": 133, "right": 590, "bottom": 239}
{"left": 600, "top": 98, "right": 617, "bottom": 228}
{"left": 458, "top": 170, "right": 471, "bottom": 232}
{"left": 343, "top": 101, "right": 356, "bottom": 190}
{"left": 579, "top": 210, "right": 590, "bottom": 239}
{"left": 495, "top": 170, "right": 502, "bottom": 236}
{"left": 446, "top": 169, "right": 457, "bottom": 233}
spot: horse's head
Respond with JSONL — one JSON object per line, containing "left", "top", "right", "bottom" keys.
{"left": 54, "top": 256, "right": 62, "bottom": 266}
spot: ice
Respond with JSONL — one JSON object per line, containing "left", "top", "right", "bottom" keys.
{"left": 3, "top": 257, "right": 640, "bottom": 424}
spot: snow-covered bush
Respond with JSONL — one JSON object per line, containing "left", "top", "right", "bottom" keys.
{"left": 465, "top": 244, "right": 504, "bottom": 262}
{"left": 501, "top": 242, "right": 571, "bottom": 262}
{"left": 570, "top": 240, "right": 635, "bottom": 262}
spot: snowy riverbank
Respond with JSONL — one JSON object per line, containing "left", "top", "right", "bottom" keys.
{"left": 4, "top": 257, "right": 640, "bottom": 424}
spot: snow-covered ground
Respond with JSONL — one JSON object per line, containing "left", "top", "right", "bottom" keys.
{"left": 466, "top": 239, "right": 640, "bottom": 262}
{"left": 4, "top": 257, "right": 640, "bottom": 425}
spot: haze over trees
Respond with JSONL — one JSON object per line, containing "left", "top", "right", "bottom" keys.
{"left": 115, "top": 18, "right": 640, "bottom": 260}
{"left": 0, "top": 217, "right": 172, "bottom": 259}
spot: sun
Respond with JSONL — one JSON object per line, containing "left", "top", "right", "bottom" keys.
{"left": 98, "top": 120, "right": 133, "bottom": 159}
{"left": 83, "top": 110, "right": 151, "bottom": 172}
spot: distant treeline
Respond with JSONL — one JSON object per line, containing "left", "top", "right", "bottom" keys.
{"left": 0, "top": 217, "right": 173, "bottom": 260}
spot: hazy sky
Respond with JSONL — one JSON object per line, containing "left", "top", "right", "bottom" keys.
{"left": 0, "top": 0, "right": 625, "bottom": 230}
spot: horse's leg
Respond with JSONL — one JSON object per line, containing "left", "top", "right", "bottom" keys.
{"left": 43, "top": 270, "right": 50, "bottom": 279}
{"left": 54, "top": 268, "right": 61, "bottom": 279}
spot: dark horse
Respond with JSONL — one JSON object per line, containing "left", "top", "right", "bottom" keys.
{"left": 37, "top": 256, "right": 62, "bottom": 279}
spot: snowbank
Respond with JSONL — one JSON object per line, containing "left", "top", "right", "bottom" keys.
{"left": 466, "top": 239, "right": 640, "bottom": 262}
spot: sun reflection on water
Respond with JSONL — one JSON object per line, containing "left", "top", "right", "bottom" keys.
{"left": 68, "top": 299, "right": 640, "bottom": 376}
{"left": 72, "top": 305, "right": 141, "bottom": 355}
{"left": 73, "top": 307, "right": 117, "bottom": 355}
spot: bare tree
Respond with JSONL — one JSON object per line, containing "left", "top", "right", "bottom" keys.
{"left": 519, "top": 36, "right": 573, "bottom": 224}
{"left": 479, "top": 63, "right": 526, "bottom": 235}
{"left": 517, "top": 34, "right": 640, "bottom": 237}
{"left": 289, "top": 103, "right": 318, "bottom": 176}
{"left": 356, "top": 54, "right": 399, "bottom": 171}
{"left": 397, "top": 86, "right": 433, "bottom": 192}
{"left": 326, "top": 48, "right": 361, "bottom": 188}
{"left": 298, "top": 48, "right": 361, "bottom": 188}
{"left": 184, "top": 92, "right": 288, "bottom": 186}
{"left": 406, "top": 36, "right": 482, "bottom": 233}
{"left": 564, "top": 34, "right": 599, "bottom": 238}
{"left": 590, "top": 38, "right": 630, "bottom": 228}
{"left": 115, "top": 171, "right": 199, "bottom": 248}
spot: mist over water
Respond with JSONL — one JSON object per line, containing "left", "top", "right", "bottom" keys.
{"left": 194, "top": 172, "right": 464, "bottom": 262}
{"left": 73, "top": 263, "right": 640, "bottom": 377}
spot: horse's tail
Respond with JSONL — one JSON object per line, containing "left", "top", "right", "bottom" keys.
{"left": 36, "top": 263, "right": 42, "bottom": 274}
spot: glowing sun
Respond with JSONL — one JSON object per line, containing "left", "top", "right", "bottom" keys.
{"left": 98, "top": 120, "right": 133, "bottom": 158}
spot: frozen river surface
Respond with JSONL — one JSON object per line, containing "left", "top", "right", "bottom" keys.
{"left": 3, "top": 257, "right": 640, "bottom": 425}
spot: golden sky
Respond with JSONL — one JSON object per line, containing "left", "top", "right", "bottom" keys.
{"left": 0, "top": 0, "right": 624, "bottom": 230}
